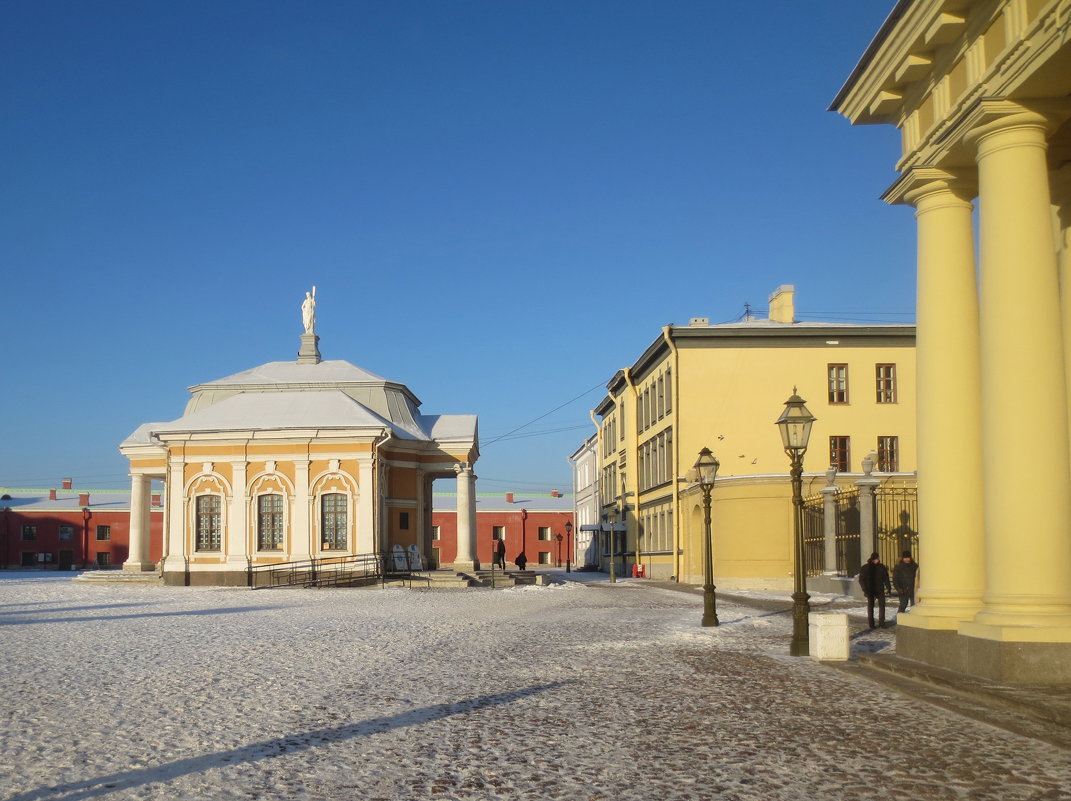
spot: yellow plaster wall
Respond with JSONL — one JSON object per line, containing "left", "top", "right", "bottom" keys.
{"left": 675, "top": 340, "right": 916, "bottom": 477}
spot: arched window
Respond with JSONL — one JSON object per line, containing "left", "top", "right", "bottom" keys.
{"left": 321, "top": 493, "right": 347, "bottom": 550}
{"left": 195, "top": 495, "right": 222, "bottom": 551}
{"left": 257, "top": 494, "right": 284, "bottom": 550}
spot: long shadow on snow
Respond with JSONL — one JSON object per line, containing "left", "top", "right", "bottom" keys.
{"left": 0, "top": 606, "right": 281, "bottom": 626}
{"left": 9, "top": 682, "right": 569, "bottom": 801}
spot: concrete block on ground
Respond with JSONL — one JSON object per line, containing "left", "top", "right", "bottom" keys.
{"left": 809, "top": 612, "right": 850, "bottom": 661}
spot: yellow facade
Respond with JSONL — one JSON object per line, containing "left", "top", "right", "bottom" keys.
{"left": 834, "top": 0, "right": 1071, "bottom": 682}
{"left": 594, "top": 287, "right": 916, "bottom": 589}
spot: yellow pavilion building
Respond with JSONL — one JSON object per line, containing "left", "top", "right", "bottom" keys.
{"left": 119, "top": 299, "right": 480, "bottom": 585}
{"left": 833, "top": 0, "right": 1071, "bottom": 681}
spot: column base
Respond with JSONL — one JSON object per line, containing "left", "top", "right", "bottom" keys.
{"left": 442, "top": 560, "right": 480, "bottom": 573}
{"left": 899, "top": 624, "right": 1071, "bottom": 683}
{"left": 122, "top": 561, "right": 157, "bottom": 573}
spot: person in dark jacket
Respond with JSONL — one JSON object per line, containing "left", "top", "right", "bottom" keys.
{"left": 515, "top": 551, "right": 528, "bottom": 571}
{"left": 859, "top": 552, "right": 892, "bottom": 628}
{"left": 892, "top": 550, "right": 919, "bottom": 613}
{"left": 493, "top": 538, "right": 506, "bottom": 569}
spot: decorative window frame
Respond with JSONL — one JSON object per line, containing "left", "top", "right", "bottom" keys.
{"left": 249, "top": 471, "right": 294, "bottom": 554}
{"left": 184, "top": 472, "right": 231, "bottom": 555}
{"left": 311, "top": 469, "right": 357, "bottom": 553}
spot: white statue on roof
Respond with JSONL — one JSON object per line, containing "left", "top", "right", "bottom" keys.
{"left": 301, "top": 286, "right": 317, "bottom": 334}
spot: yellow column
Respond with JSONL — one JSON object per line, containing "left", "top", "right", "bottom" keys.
{"left": 963, "top": 112, "right": 1071, "bottom": 638}
{"left": 899, "top": 173, "right": 985, "bottom": 629}
{"left": 1053, "top": 166, "right": 1071, "bottom": 454}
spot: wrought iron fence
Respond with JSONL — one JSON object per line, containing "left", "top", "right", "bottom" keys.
{"left": 799, "top": 484, "right": 917, "bottom": 577}
{"left": 876, "top": 486, "right": 919, "bottom": 567}
{"left": 835, "top": 487, "right": 862, "bottom": 575}
{"left": 801, "top": 493, "right": 825, "bottom": 576}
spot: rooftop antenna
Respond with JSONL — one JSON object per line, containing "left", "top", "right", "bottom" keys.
{"left": 743, "top": 302, "right": 753, "bottom": 322}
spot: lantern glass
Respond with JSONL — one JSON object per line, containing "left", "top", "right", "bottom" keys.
{"left": 775, "top": 392, "right": 816, "bottom": 451}
{"left": 693, "top": 448, "right": 720, "bottom": 487}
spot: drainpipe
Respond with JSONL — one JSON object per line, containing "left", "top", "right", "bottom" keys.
{"left": 81, "top": 506, "right": 91, "bottom": 569}
{"left": 622, "top": 367, "right": 640, "bottom": 574}
{"left": 662, "top": 325, "right": 681, "bottom": 580}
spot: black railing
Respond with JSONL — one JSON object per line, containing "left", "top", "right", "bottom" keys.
{"left": 247, "top": 551, "right": 430, "bottom": 589}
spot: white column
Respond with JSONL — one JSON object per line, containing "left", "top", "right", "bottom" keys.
{"left": 290, "top": 460, "right": 312, "bottom": 561}
{"left": 855, "top": 458, "right": 880, "bottom": 563}
{"left": 820, "top": 470, "right": 839, "bottom": 574}
{"left": 227, "top": 461, "right": 248, "bottom": 568}
{"left": 963, "top": 110, "right": 1071, "bottom": 637}
{"left": 162, "top": 457, "right": 186, "bottom": 577}
{"left": 450, "top": 464, "right": 478, "bottom": 570}
{"left": 124, "top": 473, "right": 154, "bottom": 571}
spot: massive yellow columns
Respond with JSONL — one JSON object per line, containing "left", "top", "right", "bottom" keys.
{"left": 962, "top": 113, "right": 1071, "bottom": 637}
{"left": 899, "top": 173, "right": 985, "bottom": 629}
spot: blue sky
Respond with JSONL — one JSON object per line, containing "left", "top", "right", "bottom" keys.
{"left": 0, "top": 1, "right": 913, "bottom": 493}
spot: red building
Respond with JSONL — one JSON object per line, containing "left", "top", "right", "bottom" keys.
{"left": 431, "top": 491, "right": 574, "bottom": 568}
{"left": 0, "top": 481, "right": 164, "bottom": 570}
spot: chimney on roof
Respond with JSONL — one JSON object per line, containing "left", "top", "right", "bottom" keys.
{"left": 551, "top": 490, "right": 561, "bottom": 498}
{"left": 78, "top": 492, "right": 90, "bottom": 507}
{"left": 505, "top": 492, "right": 514, "bottom": 504}
{"left": 62, "top": 478, "right": 72, "bottom": 490}
{"left": 49, "top": 489, "right": 57, "bottom": 500}
{"left": 151, "top": 493, "right": 161, "bottom": 507}
{"left": 768, "top": 285, "right": 796, "bottom": 324}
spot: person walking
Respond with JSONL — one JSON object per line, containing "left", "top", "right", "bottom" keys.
{"left": 892, "top": 550, "right": 919, "bottom": 613}
{"left": 859, "top": 552, "right": 892, "bottom": 629}
{"left": 515, "top": 551, "right": 528, "bottom": 571}
{"left": 493, "top": 538, "right": 506, "bottom": 569}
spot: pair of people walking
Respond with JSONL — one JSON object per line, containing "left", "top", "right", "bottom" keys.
{"left": 859, "top": 550, "right": 919, "bottom": 628}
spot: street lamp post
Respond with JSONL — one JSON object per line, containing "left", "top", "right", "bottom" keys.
{"left": 694, "top": 448, "right": 720, "bottom": 627}
{"left": 564, "top": 520, "right": 573, "bottom": 573}
{"left": 519, "top": 508, "right": 528, "bottom": 570}
{"left": 775, "top": 388, "right": 817, "bottom": 657}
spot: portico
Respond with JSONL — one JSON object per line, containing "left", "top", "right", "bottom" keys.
{"left": 834, "top": 1, "right": 1071, "bottom": 682}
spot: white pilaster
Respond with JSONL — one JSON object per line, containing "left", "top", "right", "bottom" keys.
{"left": 162, "top": 457, "right": 186, "bottom": 575}
{"left": 356, "top": 456, "right": 376, "bottom": 553}
{"left": 123, "top": 473, "right": 154, "bottom": 571}
{"left": 228, "top": 461, "right": 248, "bottom": 567}
{"left": 291, "top": 460, "right": 312, "bottom": 561}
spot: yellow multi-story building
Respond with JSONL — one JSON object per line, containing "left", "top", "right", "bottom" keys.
{"left": 833, "top": 0, "right": 1071, "bottom": 683}
{"left": 593, "top": 286, "right": 916, "bottom": 589}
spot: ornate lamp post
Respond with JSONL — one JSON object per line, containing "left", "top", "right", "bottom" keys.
{"left": 775, "top": 388, "right": 817, "bottom": 657}
{"left": 694, "top": 448, "right": 720, "bottom": 627}
{"left": 564, "top": 520, "right": 573, "bottom": 573}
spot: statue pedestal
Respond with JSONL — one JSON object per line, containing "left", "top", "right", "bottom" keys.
{"left": 297, "top": 333, "right": 320, "bottom": 364}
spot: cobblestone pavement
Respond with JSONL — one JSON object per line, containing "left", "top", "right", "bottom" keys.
{"left": 1, "top": 574, "right": 1068, "bottom": 801}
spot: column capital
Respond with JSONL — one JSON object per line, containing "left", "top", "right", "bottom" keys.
{"left": 885, "top": 167, "right": 976, "bottom": 207}
{"left": 961, "top": 99, "right": 1071, "bottom": 151}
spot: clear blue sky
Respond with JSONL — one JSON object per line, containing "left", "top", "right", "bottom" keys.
{"left": 0, "top": 1, "right": 912, "bottom": 493}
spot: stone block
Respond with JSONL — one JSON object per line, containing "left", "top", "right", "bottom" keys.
{"left": 809, "top": 613, "right": 850, "bottom": 661}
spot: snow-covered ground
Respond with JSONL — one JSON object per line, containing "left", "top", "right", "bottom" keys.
{"left": 1, "top": 572, "right": 1067, "bottom": 801}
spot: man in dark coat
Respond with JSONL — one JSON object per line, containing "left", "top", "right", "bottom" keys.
{"left": 515, "top": 551, "right": 528, "bottom": 571}
{"left": 859, "top": 552, "right": 892, "bottom": 629}
{"left": 493, "top": 538, "right": 506, "bottom": 569}
{"left": 892, "top": 550, "right": 919, "bottom": 613}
